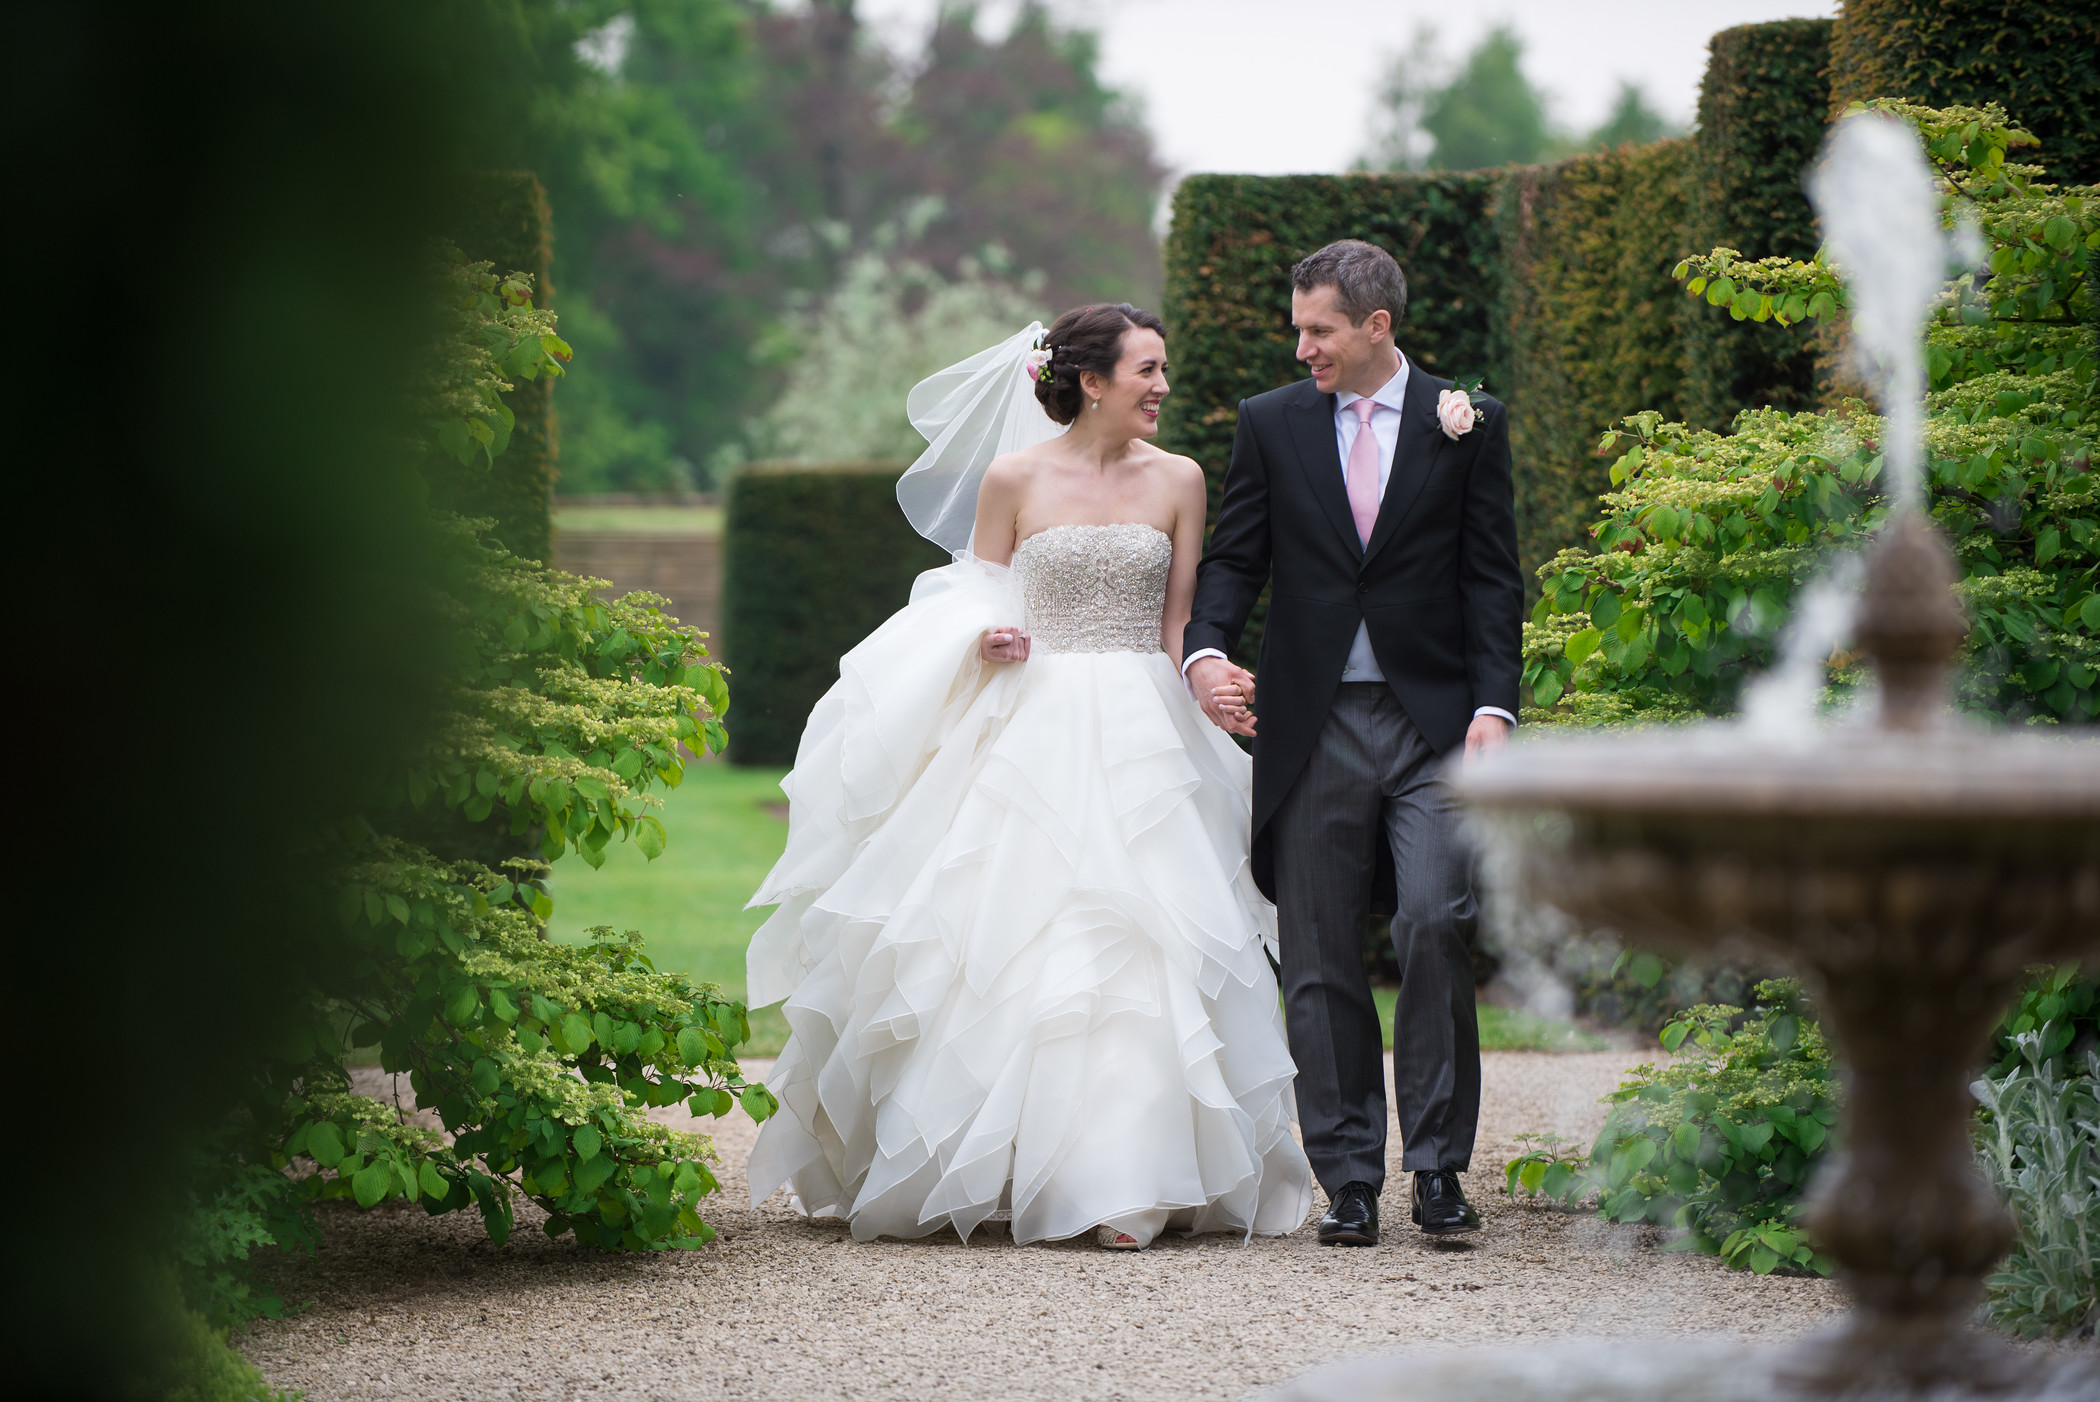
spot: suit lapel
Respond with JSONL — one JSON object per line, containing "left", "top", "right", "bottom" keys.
{"left": 1362, "top": 365, "right": 1450, "bottom": 565}
{"left": 1283, "top": 382, "right": 1364, "bottom": 558}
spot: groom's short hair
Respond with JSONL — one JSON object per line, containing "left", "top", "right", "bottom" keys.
{"left": 1291, "top": 240, "right": 1408, "bottom": 329}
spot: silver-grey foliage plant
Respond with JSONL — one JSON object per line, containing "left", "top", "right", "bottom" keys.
{"left": 1973, "top": 1029, "right": 2100, "bottom": 1337}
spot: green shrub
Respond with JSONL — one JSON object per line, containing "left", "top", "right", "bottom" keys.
{"left": 130, "top": 1269, "right": 290, "bottom": 1402}
{"left": 1830, "top": 0, "right": 2100, "bottom": 185}
{"left": 173, "top": 246, "right": 771, "bottom": 1336}
{"left": 1681, "top": 20, "right": 1833, "bottom": 429}
{"left": 1975, "top": 1032, "right": 2100, "bottom": 1337}
{"left": 723, "top": 463, "right": 947, "bottom": 763}
{"left": 1524, "top": 101, "right": 2099, "bottom": 727}
{"left": 1508, "top": 978, "right": 1840, "bottom": 1276}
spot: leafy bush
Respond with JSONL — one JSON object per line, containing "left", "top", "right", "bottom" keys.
{"left": 1508, "top": 979, "right": 1839, "bottom": 1276}
{"left": 1524, "top": 101, "right": 2099, "bottom": 726}
{"left": 1974, "top": 1031, "right": 2100, "bottom": 1337}
{"left": 723, "top": 464, "right": 948, "bottom": 764}
{"left": 173, "top": 248, "right": 772, "bottom": 1332}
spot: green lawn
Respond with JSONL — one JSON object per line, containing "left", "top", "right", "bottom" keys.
{"left": 549, "top": 763, "right": 1604, "bottom": 1058}
{"left": 546, "top": 762, "right": 793, "bottom": 1052}
{"left": 551, "top": 504, "right": 722, "bottom": 535}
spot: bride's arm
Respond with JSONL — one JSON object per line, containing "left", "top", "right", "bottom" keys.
{"left": 971, "top": 454, "right": 1030, "bottom": 662}
{"left": 1159, "top": 456, "right": 1208, "bottom": 670}
{"left": 969, "top": 455, "right": 1024, "bottom": 566}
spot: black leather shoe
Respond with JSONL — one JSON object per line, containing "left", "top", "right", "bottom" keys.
{"left": 1411, "top": 1170, "right": 1481, "bottom": 1234}
{"left": 1317, "top": 1181, "right": 1379, "bottom": 1246}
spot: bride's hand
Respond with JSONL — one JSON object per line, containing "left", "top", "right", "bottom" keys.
{"left": 980, "top": 626, "right": 1031, "bottom": 663}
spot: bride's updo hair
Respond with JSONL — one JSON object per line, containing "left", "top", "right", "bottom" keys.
{"left": 1034, "top": 302, "right": 1167, "bottom": 425}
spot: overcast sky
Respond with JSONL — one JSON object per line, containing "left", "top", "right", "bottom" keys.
{"left": 857, "top": 0, "right": 1841, "bottom": 177}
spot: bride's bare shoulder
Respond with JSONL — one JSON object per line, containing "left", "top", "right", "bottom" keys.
{"left": 1135, "top": 441, "right": 1205, "bottom": 487}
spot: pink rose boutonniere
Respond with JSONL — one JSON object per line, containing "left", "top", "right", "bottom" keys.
{"left": 1437, "top": 375, "right": 1491, "bottom": 441}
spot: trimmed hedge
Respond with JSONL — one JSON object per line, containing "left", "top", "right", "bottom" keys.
{"left": 1681, "top": 20, "right": 1833, "bottom": 429}
{"left": 1497, "top": 140, "right": 1696, "bottom": 584}
{"left": 724, "top": 463, "right": 947, "bottom": 764}
{"left": 445, "top": 170, "right": 558, "bottom": 562}
{"left": 1830, "top": 0, "right": 2100, "bottom": 184}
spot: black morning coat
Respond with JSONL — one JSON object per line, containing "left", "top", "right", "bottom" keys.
{"left": 1182, "top": 362, "right": 1525, "bottom": 903}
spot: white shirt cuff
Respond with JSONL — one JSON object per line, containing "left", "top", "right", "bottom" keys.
{"left": 1474, "top": 706, "right": 1517, "bottom": 727}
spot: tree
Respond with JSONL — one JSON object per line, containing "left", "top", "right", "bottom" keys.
{"left": 1588, "top": 81, "right": 1679, "bottom": 151}
{"left": 1364, "top": 29, "right": 1680, "bottom": 173}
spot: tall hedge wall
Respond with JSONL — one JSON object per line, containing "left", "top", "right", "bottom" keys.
{"left": 1681, "top": 19, "right": 1833, "bottom": 429}
{"left": 444, "top": 171, "right": 558, "bottom": 562}
{"left": 1497, "top": 139, "right": 1695, "bottom": 581}
{"left": 1830, "top": 0, "right": 2100, "bottom": 185}
{"left": 724, "top": 463, "right": 946, "bottom": 765}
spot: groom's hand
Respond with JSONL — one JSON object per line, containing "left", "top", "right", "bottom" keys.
{"left": 1188, "top": 656, "right": 1258, "bottom": 737}
{"left": 1463, "top": 713, "right": 1512, "bottom": 761}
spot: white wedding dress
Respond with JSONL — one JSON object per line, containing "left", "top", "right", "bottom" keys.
{"left": 745, "top": 522, "right": 1313, "bottom": 1246}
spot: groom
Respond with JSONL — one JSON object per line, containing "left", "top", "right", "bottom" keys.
{"left": 1184, "top": 239, "right": 1523, "bottom": 1245}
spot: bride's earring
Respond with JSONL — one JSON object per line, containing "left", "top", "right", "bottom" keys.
{"left": 1091, "top": 399, "right": 1099, "bottom": 411}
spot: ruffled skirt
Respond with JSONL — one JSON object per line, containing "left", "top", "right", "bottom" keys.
{"left": 745, "top": 558, "right": 1312, "bottom": 1246}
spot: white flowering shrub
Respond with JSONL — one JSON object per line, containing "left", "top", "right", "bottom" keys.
{"left": 752, "top": 242, "right": 1045, "bottom": 463}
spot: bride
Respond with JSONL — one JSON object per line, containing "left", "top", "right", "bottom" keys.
{"left": 744, "top": 303, "right": 1313, "bottom": 1250}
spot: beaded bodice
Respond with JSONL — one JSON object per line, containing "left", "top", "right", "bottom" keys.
{"left": 1011, "top": 523, "right": 1170, "bottom": 655}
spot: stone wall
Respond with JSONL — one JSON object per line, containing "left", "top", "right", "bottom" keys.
{"left": 551, "top": 532, "right": 723, "bottom": 644}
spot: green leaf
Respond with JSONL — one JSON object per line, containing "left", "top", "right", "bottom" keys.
{"left": 1589, "top": 591, "right": 1622, "bottom": 630}
{"left": 1628, "top": 951, "right": 1665, "bottom": 989}
{"left": 676, "top": 1028, "right": 710, "bottom": 1067}
{"left": 561, "top": 1012, "right": 595, "bottom": 1051}
{"left": 1564, "top": 628, "right": 1604, "bottom": 665}
{"left": 306, "top": 1121, "right": 345, "bottom": 1168}
{"left": 574, "top": 1154, "right": 617, "bottom": 1196}
{"left": 635, "top": 815, "right": 667, "bottom": 861}
{"left": 741, "top": 1085, "right": 778, "bottom": 1122}
{"left": 1672, "top": 1122, "right": 1700, "bottom": 1159}
{"left": 489, "top": 988, "right": 520, "bottom": 1023}
{"left": 573, "top": 1125, "right": 603, "bottom": 1161}
{"left": 2034, "top": 527, "right": 2060, "bottom": 565}
{"left": 419, "top": 1160, "right": 450, "bottom": 1201}
{"left": 2081, "top": 596, "right": 2100, "bottom": 631}
{"left": 1768, "top": 1014, "right": 1800, "bottom": 1052}
{"left": 352, "top": 1162, "right": 393, "bottom": 1208}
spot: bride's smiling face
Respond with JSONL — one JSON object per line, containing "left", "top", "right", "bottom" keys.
{"left": 1080, "top": 327, "right": 1169, "bottom": 438}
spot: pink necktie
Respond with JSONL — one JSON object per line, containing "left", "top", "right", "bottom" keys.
{"left": 1346, "top": 398, "right": 1381, "bottom": 545}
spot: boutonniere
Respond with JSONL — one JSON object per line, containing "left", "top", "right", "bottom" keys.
{"left": 1437, "top": 377, "right": 1488, "bottom": 441}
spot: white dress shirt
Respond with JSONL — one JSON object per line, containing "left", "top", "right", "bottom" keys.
{"left": 1184, "top": 353, "right": 1517, "bottom": 729}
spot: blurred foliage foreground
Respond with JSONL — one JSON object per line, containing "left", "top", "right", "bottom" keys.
{"left": 1524, "top": 101, "right": 2097, "bottom": 729}
{"left": 179, "top": 249, "right": 775, "bottom": 1337}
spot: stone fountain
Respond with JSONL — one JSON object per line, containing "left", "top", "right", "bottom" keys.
{"left": 1267, "top": 115, "right": 2100, "bottom": 1401}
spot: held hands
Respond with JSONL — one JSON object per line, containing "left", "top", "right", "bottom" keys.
{"left": 1463, "top": 712, "right": 1512, "bottom": 761}
{"left": 980, "top": 625, "right": 1031, "bottom": 663}
{"left": 1188, "top": 655, "right": 1258, "bottom": 738}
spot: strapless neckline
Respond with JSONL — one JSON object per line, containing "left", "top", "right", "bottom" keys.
{"left": 1013, "top": 521, "right": 1170, "bottom": 555}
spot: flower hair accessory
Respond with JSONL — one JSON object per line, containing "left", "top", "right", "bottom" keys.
{"left": 1024, "top": 339, "right": 1054, "bottom": 382}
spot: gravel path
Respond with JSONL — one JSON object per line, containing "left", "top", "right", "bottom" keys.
{"left": 240, "top": 1051, "right": 1849, "bottom": 1400}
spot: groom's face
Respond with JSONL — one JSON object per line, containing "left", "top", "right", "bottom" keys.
{"left": 1291, "top": 284, "right": 1391, "bottom": 397}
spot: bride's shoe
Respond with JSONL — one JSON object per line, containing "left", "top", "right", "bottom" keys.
{"left": 1095, "top": 1226, "right": 1145, "bottom": 1250}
